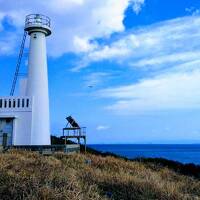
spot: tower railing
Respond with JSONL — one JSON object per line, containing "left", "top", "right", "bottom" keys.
{"left": 0, "top": 97, "right": 32, "bottom": 111}
{"left": 25, "top": 14, "right": 51, "bottom": 28}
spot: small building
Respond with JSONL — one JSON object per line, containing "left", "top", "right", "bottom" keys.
{"left": 0, "top": 97, "right": 32, "bottom": 145}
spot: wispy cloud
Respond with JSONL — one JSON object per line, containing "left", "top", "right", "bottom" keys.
{"left": 84, "top": 72, "right": 111, "bottom": 87}
{"left": 185, "top": 7, "right": 200, "bottom": 16}
{"left": 0, "top": 32, "right": 19, "bottom": 55}
{"left": 97, "top": 69, "right": 200, "bottom": 114}
{"left": 73, "top": 16, "right": 200, "bottom": 71}
{"left": 131, "top": 0, "right": 145, "bottom": 14}
{"left": 90, "top": 16, "right": 200, "bottom": 114}
{"left": 131, "top": 51, "right": 200, "bottom": 68}
{"left": 96, "top": 125, "right": 110, "bottom": 131}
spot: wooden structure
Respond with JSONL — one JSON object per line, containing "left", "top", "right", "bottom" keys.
{"left": 62, "top": 116, "right": 86, "bottom": 152}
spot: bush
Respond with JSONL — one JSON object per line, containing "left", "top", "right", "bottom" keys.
{"left": 0, "top": 150, "right": 199, "bottom": 199}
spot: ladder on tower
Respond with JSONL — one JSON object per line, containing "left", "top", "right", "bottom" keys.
{"left": 10, "top": 31, "right": 27, "bottom": 96}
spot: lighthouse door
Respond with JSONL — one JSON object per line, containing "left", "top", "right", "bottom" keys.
{"left": 0, "top": 118, "right": 13, "bottom": 146}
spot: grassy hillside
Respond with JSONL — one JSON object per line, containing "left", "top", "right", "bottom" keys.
{"left": 0, "top": 150, "right": 200, "bottom": 200}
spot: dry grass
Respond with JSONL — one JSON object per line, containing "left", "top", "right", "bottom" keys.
{"left": 0, "top": 150, "right": 199, "bottom": 200}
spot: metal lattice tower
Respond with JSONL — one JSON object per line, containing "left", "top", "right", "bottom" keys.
{"left": 10, "top": 31, "right": 27, "bottom": 96}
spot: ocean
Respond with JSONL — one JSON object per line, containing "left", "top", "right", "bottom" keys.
{"left": 88, "top": 144, "right": 200, "bottom": 165}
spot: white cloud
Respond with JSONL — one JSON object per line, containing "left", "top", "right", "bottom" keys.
{"left": 74, "top": 16, "right": 200, "bottom": 70}
{"left": 86, "top": 15, "right": 200, "bottom": 115}
{"left": 73, "top": 36, "right": 97, "bottom": 53}
{"left": 84, "top": 72, "right": 111, "bottom": 87}
{"left": 47, "top": 0, "right": 85, "bottom": 12}
{"left": 0, "top": 0, "right": 145, "bottom": 56}
{"left": 185, "top": 7, "right": 200, "bottom": 16}
{"left": 97, "top": 69, "right": 200, "bottom": 114}
{"left": 96, "top": 125, "right": 110, "bottom": 131}
{"left": 131, "top": 0, "right": 145, "bottom": 14}
{"left": 73, "top": 42, "right": 132, "bottom": 71}
{"left": 0, "top": 33, "right": 18, "bottom": 55}
{"left": 132, "top": 51, "right": 200, "bottom": 68}
{"left": 0, "top": 12, "right": 4, "bottom": 31}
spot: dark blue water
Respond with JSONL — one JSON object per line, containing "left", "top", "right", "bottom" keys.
{"left": 88, "top": 144, "right": 200, "bottom": 165}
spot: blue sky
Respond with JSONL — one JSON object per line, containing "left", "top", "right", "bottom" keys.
{"left": 0, "top": 0, "right": 200, "bottom": 144}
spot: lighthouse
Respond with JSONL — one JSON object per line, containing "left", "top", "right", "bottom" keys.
{"left": 0, "top": 14, "right": 51, "bottom": 146}
{"left": 25, "top": 14, "right": 51, "bottom": 145}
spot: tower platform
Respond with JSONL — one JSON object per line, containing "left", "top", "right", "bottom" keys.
{"left": 62, "top": 116, "right": 87, "bottom": 152}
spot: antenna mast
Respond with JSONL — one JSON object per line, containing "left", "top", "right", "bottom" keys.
{"left": 10, "top": 31, "right": 27, "bottom": 96}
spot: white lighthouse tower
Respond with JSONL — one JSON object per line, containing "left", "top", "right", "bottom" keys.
{"left": 0, "top": 14, "right": 51, "bottom": 146}
{"left": 25, "top": 14, "right": 51, "bottom": 145}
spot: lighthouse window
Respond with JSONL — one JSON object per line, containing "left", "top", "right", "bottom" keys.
{"left": 9, "top": 100, "right": 12, "bottom": 108}
{"left": 13, "top": 100, "right": 16, "bottom": 108}
{"left": 17, "top": 99, "right": 20, "bottom": 108}
{"left": 22, "top": 99, "right": 25, "bottom": 107}
{"left": 0, "top": 99, "right": 2, "bottom": 108}
{"left": 33, "top": 34, "right": 37, "bottom": 39}
{"left": 26, "top": 99, "right": 29, "bottom": 107}
{"left": 4, "top": 100, "right": 7, "bottom": 108}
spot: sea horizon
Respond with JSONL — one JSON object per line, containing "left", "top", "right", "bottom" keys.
{"left": 88, "top": 144, "right": 200, "bottom": 165}
{"left": 88, "top": 143, "right": 200, "bottom": 145}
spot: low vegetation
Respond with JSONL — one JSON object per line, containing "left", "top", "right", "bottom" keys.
{"left": 0, "top": 150, "right": 200, "bottom": 200}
